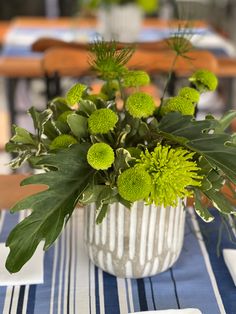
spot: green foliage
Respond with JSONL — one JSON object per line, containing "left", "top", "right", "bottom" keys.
{"left": 5, "top": 40, "right": 236, "bottom": 273}
{"left": 6, "top": 144, "right": 94, "bottom": 272}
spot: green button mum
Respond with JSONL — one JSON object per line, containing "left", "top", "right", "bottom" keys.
{"left": 178, "top": 87, "right": 200, "bottom": 104}
{"left": 161, "top": 96, "right": 195, "bottom": 116}
{"left": 117, "top": 167, "right": 152, "bottom": 202}
{"left": 50, "top": 134, "right": 77, "bottom": 150}
{"left": 122, "top": 71, "right": 150, "bottom": 88}
{"left": 137, "top": 144, "right": 203, "bottom": 207}
{"left": 126, "top": 92, "right": 155, "bottom": 118}
{"left": 189, "top": 70, "right": 218, "bottom": 92}
{"left": 87, "top": 143, "right": 115, "bottom": 170}
{"left": 88, "top": 108, "right": 118, "bottom": 134}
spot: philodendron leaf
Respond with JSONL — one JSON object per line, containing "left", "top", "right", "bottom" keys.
{"left": 67, "top": 114, "right": 88, "bottom": 139}
{"left": 158, "top": 112, "right": 236, "bottom": 184}
{"left": 66, "top": 83, "right": 87, "bottom": 106}
{"left": 194, "top": 189, "right": 214, "bottom": 222}
{"left": 6, "top": 143, "right": 94, "bottom": 273}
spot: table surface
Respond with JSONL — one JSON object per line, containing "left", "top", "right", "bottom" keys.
{"left": 1, "top": 17, "right": 236, "bottom": 78}
{"left": 0, "top": 206, "right": 235, "bottom": 314}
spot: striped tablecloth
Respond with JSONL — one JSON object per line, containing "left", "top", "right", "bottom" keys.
{"left": 0, "top": 208, "right": 235, "bottom": 314}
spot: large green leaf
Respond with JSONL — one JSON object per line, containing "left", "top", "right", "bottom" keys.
{"left": 6, "top": 143, "right": 94, "bottom": 273}
{"left": 158, "top": 112, "right": 236, "bottom": 184}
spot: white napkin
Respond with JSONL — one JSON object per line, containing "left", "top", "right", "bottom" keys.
{"left": 0, "top": 242, "right": 44, "bottom": 286}
{"left": 129, "top": 309, "right": 202, "bottom": 314}
{"left": 223, "top": 249, "right": 236, "bottom": 286}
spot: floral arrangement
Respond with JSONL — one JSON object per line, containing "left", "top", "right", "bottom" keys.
{"left": 5, "top": 40, "right": 236, "bottom": 273}
{"left": 83, "top": 0, "right": 158, "bottom": 14}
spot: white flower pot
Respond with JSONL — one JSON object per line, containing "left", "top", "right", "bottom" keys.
{"left": 97, "top": 4, "right": 143, "bottom": 42}
{"left": 84, "top": 200, "right": 186, "bottom": 278}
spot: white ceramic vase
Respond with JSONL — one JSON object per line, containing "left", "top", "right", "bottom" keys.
{"left": 84, "top": 200, "right": 186, "bottom": 278}
{"left": 97, "top": 4, "right": 143, "bottom": 42}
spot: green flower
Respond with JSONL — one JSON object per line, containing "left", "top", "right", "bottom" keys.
{"left": 161, "top": 96, "right": 195, "bottom": 116}
{"left": 189, "top": 70, "right": 218, "bottom": 92}
{"left": 87, "top": 143, "right": 114, "bottom": 170}
{"left": 122, "top": 71, "right": 150, "bottom": 88}
{"left": 137, "top": 144, "right": 202, "bottom": 207}
{"left": 50, "top": 134, "right": 77, "bottom": 150}
{"left": 178, "top": 87, "right": 200, "bottom": 104}
{"left": 117, "top": 167, "right": 152, "bottom": 202}
{"left": 126, "top": 92, "right": 155, "bottom": 118}
{"left": 88, "top": 108, "right": 118, "bottom": 134}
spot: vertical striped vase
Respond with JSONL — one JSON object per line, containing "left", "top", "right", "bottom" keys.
{"left": 84, "top": 200, "right": 186, "bottom": 278}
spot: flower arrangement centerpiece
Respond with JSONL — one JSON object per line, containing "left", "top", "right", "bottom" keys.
{"left": 5, "top": 40, "right": 236, "bottom": 278}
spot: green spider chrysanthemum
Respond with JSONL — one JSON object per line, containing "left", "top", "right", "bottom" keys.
{"left": 189, "top": 70, "right": 218, "bottom": 92}
{"left": 50, "top": 134, "right": 77, "bottom": 150}
{"left": 88, "top": 108, "right": 118, "bottom": 134}
{"left": 126, "top": 92, "right": 155, "bottom": 118}
{"left": 117, "top": 167, "right": 152, "bottom": 202}
{"left": 137, "top": 144, "right": 202, "bottom": 207}
{"left": 87, "top": 143, "right": 114, "bottom": 170}
{"left": 122, "top": 71, "right": 150, "bottom": 88}
{"left": 178, "top": 87, "right": 200, "bottom": 104}
{"left": 161, "top": 96, "right": 195, "bottom": 116}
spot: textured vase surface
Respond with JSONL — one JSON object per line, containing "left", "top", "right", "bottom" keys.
{"left": 84, "top": 201, "right": 186, "bottom": 278}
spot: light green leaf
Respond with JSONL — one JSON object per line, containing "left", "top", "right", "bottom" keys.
{"left": 79, "top": 100, "right": 97, "bottom": 116}
{"left": 5, "top": 143, "right": 94, "bottom": 273}
{"left": 66, "top": 83, "right": 87, "bottom": 106}
{"left": 11, "top": 126, "right": 35, "bottom": 145}
{"left": 67, "top": 114, "right": 88, "bottom": 139}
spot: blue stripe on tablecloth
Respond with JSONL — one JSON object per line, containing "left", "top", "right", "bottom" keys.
{"left": 95, "top": 266, "right": 100, "bottom": 314}
{"left": 197, "top": 211, "right": 236, "bottom": 314}
{"left": 0, "top": 209, "right": 234, "bottom": 313}
{"left": 171, "top": 212, "right": 222, "bottom": 314}
{"left": 103, "top": 272, "right": 120, "bottom": 313}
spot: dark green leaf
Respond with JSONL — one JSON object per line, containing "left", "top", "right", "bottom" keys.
{"left": 79, "top": 100, "right": 97, "bottom": 116}
{"left": 6, "top": 143, "right": 94, "bottom": 273}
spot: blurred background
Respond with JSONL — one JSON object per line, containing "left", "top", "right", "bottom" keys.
{"left": 1, "top": 0, "right": 236, "bottom": 173}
